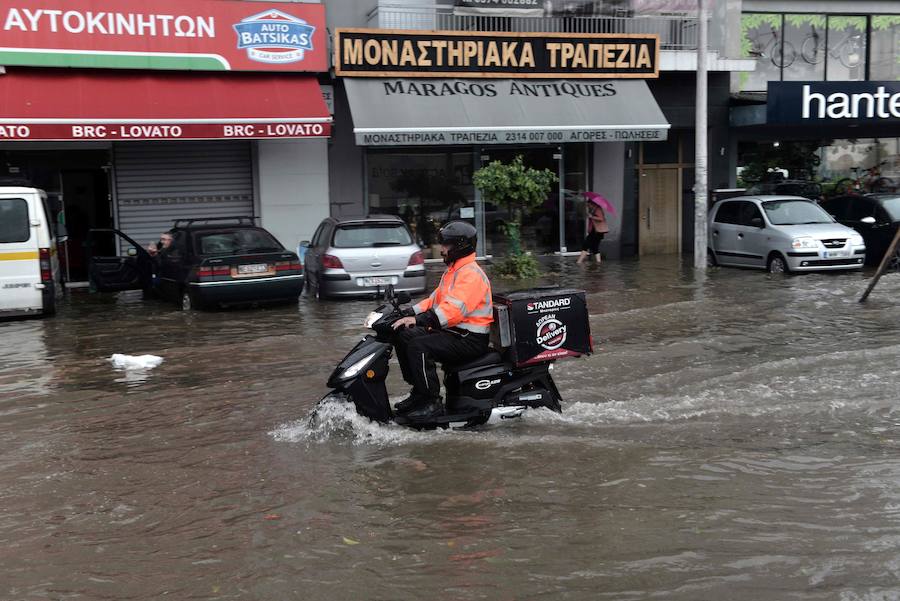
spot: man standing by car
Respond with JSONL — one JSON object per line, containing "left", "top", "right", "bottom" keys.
{"left": 391, "top": 221, "right": 493, "bottom": 421}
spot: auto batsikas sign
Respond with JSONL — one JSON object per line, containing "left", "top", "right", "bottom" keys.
{"left": 0, "top": 0, "right": 327, "bottom": 71}
{"left": 334, "top": 28, "right": 659, "bottom": 79}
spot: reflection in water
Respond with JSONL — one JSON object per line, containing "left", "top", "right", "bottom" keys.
{"left": 2, "top": 259, "right": 900, "bottom": 600}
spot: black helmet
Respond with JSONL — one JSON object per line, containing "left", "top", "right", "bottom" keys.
{"left": 438, "top": 220, "right": 477, "bottom": 265}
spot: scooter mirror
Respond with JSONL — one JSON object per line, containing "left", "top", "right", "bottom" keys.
{"left": 396, "top": 292, "right": 411, "bottom": 305}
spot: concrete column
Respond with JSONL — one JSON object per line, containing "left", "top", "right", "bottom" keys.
{"left": 256, "top": 138, "right": 330, "bottom": 253}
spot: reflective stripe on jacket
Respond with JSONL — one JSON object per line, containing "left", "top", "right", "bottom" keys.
{"left": 413, "top": 253, "right": 493, "bottom": 334}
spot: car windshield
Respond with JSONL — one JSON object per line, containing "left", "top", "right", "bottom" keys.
{"left": 879, "top": 196, "right": 900, "bottom": 221}
{"left": 194, "top": 229, "right": 282, "bottom": 255}
{"left": 332, "top": 223, "right": 412, "bottom": 248}
{"left": 761, "top": 200, "right": 833, "bottom": 225}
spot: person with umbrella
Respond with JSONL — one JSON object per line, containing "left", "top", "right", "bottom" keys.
{"left": 577, "top": 192, "right": 613, "bottom": 264}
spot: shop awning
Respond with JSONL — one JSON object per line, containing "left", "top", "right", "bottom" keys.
{"left": 344, "top": 78, "right": 669, "bottom": 146}
{"left": 0, "top": 69, "right": 331, "bottom": 141}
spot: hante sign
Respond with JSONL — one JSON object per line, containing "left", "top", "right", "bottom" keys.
{"left": 0, "top": 0, "right": 327, "bottom": 72}
{"left": 335, "top": 28, "right": 659, "bottom": 79}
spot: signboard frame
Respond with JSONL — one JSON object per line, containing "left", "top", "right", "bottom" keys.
{"left": 334, "top": 28, "right": 660, "bottom": 79}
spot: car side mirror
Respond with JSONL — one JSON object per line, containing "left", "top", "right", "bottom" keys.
{"left": 750, "top": 217, "right": 764, "bottom": 228}
{"left": 861, "top": 216, "right": 876, "bottom": 224}
{"left": 127, "top": 247, "right": 137, "bottom": 257}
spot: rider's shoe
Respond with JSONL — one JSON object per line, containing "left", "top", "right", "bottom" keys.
{"left": 404, "top": 397, "right": 444, "bottom": 421}
{"left": 393, "top": 394, "right": 418, "bottom": 414}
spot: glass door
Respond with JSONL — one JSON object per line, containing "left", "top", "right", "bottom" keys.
{"left": 477, "top": 146, "right": 558, "bottom": 257}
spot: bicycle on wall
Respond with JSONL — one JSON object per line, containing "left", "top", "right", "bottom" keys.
{"left": 748, "top": 26, "right": 796, "bottom": 68}
{"left": 800, "top": 26, "right": 863, "bottom": 68}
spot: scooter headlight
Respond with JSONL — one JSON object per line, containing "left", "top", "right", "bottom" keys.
{"left": 364, "top": 311, "right": 383, "bottom": 328}
{"left": 342, "top": 352, "right": 377, "bottom": 379}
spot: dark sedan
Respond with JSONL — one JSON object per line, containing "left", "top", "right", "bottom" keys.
{"left": 88, "top": 217, "right": 303, "bottom": 310}
{"left": 820, "top": 194, "right": 900, "bottom": 266}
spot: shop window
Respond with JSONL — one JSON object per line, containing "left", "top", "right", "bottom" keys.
{"left": 871, "top": 16, "right": 900, "bottom": 81}
{"left": 782, "top": 15, "right": 826, "bottom": 82}
{"left": 739, "top": 13, "right": 784, "bottom": 92}
{"left": 825, "top": 16, "right": 866, "bottom": 82}
{"left": 366, "top": 150, "right": 474, "bottom": 251}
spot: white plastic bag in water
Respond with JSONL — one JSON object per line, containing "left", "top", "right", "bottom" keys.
{"left": 109, "top": 354, "right": 164, "bottom": 370}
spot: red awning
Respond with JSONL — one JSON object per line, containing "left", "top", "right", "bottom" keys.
{"left": 0, "top": 69, "right": 331, "bottom": 141}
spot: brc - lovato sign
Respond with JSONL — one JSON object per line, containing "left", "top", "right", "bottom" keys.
{"left": 334, "top": 28, "right": 659, "bottom": 79}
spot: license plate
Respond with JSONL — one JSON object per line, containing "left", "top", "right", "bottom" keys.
{"left": 238, "top": 263, "right": 268, "bottom": 274}
{"left": 363, "top": 276, "right": 392, "bottom": 286}
{"left": 823, "top": 250, "right": 849, "bottom": 258}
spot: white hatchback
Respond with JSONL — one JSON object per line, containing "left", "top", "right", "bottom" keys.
{"left": 0, "top": 187, "right": 61, "bottom": 317}
{"left": 708, "top": 195, "right": 866, "bottom": 273}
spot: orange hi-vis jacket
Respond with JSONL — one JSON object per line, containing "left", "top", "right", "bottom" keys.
{"left": 413, "top": 253, "right": 493, "bottom": 334}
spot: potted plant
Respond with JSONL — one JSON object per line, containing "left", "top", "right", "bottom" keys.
{"left": 473, "top": 155, "right": 558, "bottom": 278}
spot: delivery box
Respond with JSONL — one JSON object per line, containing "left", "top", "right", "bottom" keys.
{"left": 491, "top": 287, "right": 592, "bottom": 366}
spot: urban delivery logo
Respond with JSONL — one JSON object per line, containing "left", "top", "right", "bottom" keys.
{"left": 234, "top": 10, "right": 315, "bottom": 64}
{"left": 535, "top": 314, "right": 567, "bottom": 351}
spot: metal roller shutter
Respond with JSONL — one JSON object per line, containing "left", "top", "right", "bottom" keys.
{"left": 114, "top": 141, "right": 254, "bottom": 246}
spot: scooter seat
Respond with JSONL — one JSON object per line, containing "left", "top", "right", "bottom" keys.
{"left": 443, "top": 351, "right": 504, "bottom": 372}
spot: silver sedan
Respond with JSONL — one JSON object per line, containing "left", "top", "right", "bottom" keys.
{"left": 303, "top": 216, "right": 427, "bottom": 299}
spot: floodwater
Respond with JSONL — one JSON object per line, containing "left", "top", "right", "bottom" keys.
{"left": 3, "top": 257, "right": 900, "bottom": 601}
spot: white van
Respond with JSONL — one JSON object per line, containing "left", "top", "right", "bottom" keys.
{"left": 0, "top": 187, "right": 61, "bottom": 317}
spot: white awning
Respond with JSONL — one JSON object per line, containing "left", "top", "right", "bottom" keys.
{"left": 344, "top": 78, "right": 670, "bottom": 146}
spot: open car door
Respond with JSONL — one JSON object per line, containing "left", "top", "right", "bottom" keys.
{"left": 86, "top": 229, "right": 153, "bottom": 292}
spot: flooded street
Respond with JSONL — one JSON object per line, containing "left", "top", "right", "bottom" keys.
{"left": 3, "top": 257, "right": 900, "bottom": 600}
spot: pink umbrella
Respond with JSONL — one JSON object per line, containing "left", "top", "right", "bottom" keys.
{"left": 582, "top": 191, "right": 617, "bottom": 216}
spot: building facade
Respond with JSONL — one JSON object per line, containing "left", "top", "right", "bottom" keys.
{"left": 0, "top": 0, "right": 332, "bottom": 283}
{"left": 325, "top": 0, "right": 752, "bottom": 259}
{"left": 731, "top": 0, "right": 900, "bottom": 198}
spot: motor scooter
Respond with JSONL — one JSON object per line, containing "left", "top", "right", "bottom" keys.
{"left": 324, "top": 287, "right": 569, "bottom": 429}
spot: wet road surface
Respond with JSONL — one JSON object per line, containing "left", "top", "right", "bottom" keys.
{"left": 3, "top": 257, "right": 900, "bottom": 600}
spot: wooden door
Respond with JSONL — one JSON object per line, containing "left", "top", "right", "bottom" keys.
{"left": 638, "top": 168, "right": 681, "bottom": 256}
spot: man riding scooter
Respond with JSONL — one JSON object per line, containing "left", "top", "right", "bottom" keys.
{"left": 391, "top": 221, "right": 493, "bottom": 421}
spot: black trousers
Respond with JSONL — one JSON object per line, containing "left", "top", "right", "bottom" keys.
{"left": 393, "top": 327, "right": 489, "bottom": 399}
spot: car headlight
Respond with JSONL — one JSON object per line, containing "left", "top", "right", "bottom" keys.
{"left": 849, "top": 235, "right": 864, "bottom": 246}
{"left": 791, "top": 237, "right": 819, "bottom": 249}
{"left": 363, "top": 311, "right": 383, "bottom": 328}
{"left": 342, "top": 352, "right": 377, "bottom": 379}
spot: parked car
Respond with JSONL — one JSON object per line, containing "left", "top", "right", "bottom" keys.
{"left": 819, "top": 193, "right": 900, "bottom": 266}
{"left": 88, "top": 217, "right": 303, "bottom": 310}
{"left": 303, "top": 215, "right": 426, "bottom": 299}
{"left": 708, "top": 195, "right": 866, "bottom": 273}
{"left": 0, "top": 186, "right": 61, "bottom": 318}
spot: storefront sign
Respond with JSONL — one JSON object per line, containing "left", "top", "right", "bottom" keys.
{"left": 345, "top": 77, "right": 669, "bottom": 146}
{"left": 334, "top": 29, "right": 658, "bottom": 79}
{"left": 0, "top": 0, "right": 327, "bottom": 72}
{"left": 768, "top": 82, "right": 900, "bottom": 123}
{"left": 0, "top": 121, "right": 331, "bottom": 141}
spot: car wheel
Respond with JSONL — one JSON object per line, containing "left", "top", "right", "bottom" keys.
{"left": 889, "top": 247, "right": 900, "bottom": 271}
{"left": 42, "top": 293, "right": 56, "bottom": 316}
{"left": 181, "top": 289, "right": 203, "bottom": 311}
{"left": 767, "top": 254, "right": 789, "bottom": 274}
{"left": 707, "top": 248, "right": 717, "bottom": 267}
